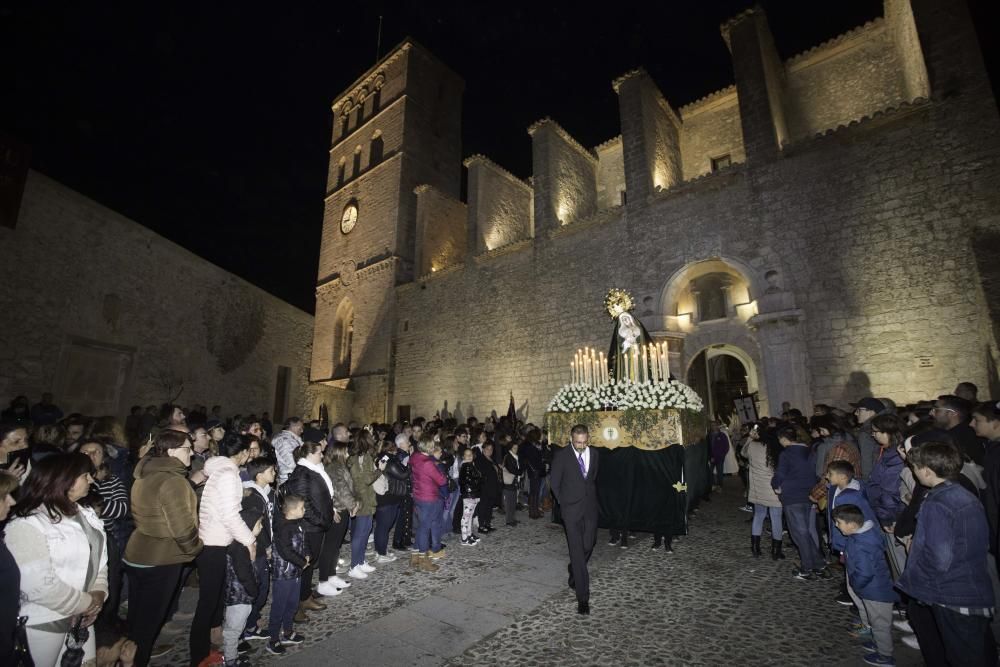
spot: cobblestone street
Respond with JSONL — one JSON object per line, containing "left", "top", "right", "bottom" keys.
{"left": 151, "top": 484, "right": 924, "bottom": 666}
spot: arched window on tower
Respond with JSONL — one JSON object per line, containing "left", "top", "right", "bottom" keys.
{"left": 369, "top": 132, "right": 384, "bottom": 166}
{"left": 352, "top": 147, "right": 362, "bottom": 179}
{"left": 340, "top": 113, "right": 349, "bottom": 140}
{"left": 691, "top": 273, "right": 731, "bottom": 322}
{"left": 337, "top": 158, "right": 346, "bottom": 187}
{"left": 332, "top": 300, "right": 354, "bottom": 378}
{"left": 371, "top": 87, "right": 381, "bottom": 112}
{"left": 355, "top": 104, "right": 364, "bottom": 129}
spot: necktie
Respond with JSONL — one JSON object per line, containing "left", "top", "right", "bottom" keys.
{"left": 578, "top": 452, "right": 587, "bottom": 478}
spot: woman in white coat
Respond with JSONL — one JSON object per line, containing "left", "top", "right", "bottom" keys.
{"left": 7, "top": 452, "right": 108, "bottom": 666}
{"left": 742, "top": 424, "right": 786, "bottom": 560}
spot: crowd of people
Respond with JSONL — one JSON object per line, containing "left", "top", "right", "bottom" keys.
{"left": 0, "top": 396, "right": 551, "bottom": 667}
{"left": 4, "top": 380, "right": 1000, "bottom": 667}
{"left": 707, "top": 381, "right": 998, "bottom": 667}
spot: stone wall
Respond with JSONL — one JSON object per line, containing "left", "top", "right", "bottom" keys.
{"left": 679, "top": 88, "right": 746, "bottom": 179}
{"left": 529, "top": 119, "right": 598, "bottom": 232}
{"left": 465, "top": 155, "right": 533, "bottom": 253}
{"left": 414, "top": 184, "right": 467, "bottom": 276}
{"left": 394, "top": 83, "right": 1000, "bottom": 417}
{"left": 319, "top": 0, "right": 1000, "bottom": 423}
{"left": 786, "top": 20, "right": 908, "bottom": 141}
{"left": 594, "top": 137, "right": 626, "bottom": 209}
{"left": 0, "top": 171, "right": 326, "bottom": 420}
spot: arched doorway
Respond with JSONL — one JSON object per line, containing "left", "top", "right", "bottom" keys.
{"left": 686, "top": 344, "right": 759, "bottom": 423}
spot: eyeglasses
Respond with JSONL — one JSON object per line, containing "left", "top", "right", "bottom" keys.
{"left": 931, "top": 407, "right": 956, "bottom": 413}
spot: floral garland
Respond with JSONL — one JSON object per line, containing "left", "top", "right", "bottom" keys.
{"left": 547, "top": 379, "right": 704, "bottom": 413}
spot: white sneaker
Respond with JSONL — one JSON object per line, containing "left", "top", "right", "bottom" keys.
{"left": 376, "top": 553, "right": 398, "bottom": 563}
{"left": 347, "top": 565, "right": 368, "bottom": 580}
{"left": 359, "top": 562, "right": 376, "bottom": 573}
{"left": 901, "top": 634, "right": 920, "bottom": 650}
{"left": 367, "top": 533, "right": 375, "bottom": 543}
{"left": 892, "top": 619, "right": 913, "bottom": 633}
{"left": 316, "top": 580, "right": 342, "bottom": 596}
{"left": 329, "top": 575, "right": 351, "bottom": 588}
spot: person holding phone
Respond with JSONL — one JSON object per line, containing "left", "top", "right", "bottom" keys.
{"left": 0, "top": 424, "right": 29, "bottom": 482}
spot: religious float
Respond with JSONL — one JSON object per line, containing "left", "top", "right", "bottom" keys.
{"left": 544, "top": 288, "right": 710, "bottom": 537}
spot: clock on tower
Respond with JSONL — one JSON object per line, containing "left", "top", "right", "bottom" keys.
{"left": 341, "top": 202, "right": 358, "bottom": 234}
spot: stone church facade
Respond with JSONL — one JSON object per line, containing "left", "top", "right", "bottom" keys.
{"left": 312, "top": 0, "right": 1000, "bottom": 424}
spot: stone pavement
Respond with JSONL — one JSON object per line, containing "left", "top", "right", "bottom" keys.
{"left": 150, "top": 485, "right": 924, "bottom": 666}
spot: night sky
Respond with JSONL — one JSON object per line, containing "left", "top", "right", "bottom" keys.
{"left": 4, "top": 1, "right": 998, "bottom": 313}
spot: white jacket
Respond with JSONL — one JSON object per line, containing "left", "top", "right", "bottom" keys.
{"left": 273, "top": 430, "right": 303, "bottom": 484}
{"left": 6, "top": 505, "right": 109, "bottom": 625}
{"left": 199, "top": 456, "right": 255, "bottom": 548}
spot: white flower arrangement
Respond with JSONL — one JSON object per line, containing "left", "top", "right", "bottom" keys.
{"left": 547, "top": 379, "right": 704, "bottom": 413}
{"left": 546, "top": 383, "right": 602, "bottom": 412}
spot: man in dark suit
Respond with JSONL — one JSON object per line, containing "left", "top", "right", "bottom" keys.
{"left": 549, "top": 424, "right": 600, "bottom": 615}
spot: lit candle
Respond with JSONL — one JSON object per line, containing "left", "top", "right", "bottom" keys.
{"left": 649, "top": 344, "right": 657, "bottom": 383}
{"left": 639, "top": 345, "right": 646, "bottom": 383}
{"left": 663, "top": 339, "right": 669, "bottom": 379}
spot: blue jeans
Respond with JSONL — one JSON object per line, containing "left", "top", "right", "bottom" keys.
{"left": 712, "top": 460, "right": 725, "bottom": 486}
{"left": 784, "top": 502, "right": 824, "bottom": 571}
{"left": 350, "top": 514, "right": 373, "bottom": 567}
{"left": 373, "top": 504, "right": 398, "bottom": 556}
{"left": 751, "top": 504, "right": 783, "bottom": 539}
{"left": 444, "top": 489, "right": 461, "bottom": 531}
{"left": 244, "top": 554, "right": 270, "bottom": 632}
{"left": 414, "top": 499, "right": 444, "bottom": 553}
{"left": 267, "top": 578, "right": 299, "bottom": 642}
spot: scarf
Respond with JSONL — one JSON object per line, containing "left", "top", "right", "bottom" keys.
{"left": 297, "top": 458, "right": 334, "bottom": 497}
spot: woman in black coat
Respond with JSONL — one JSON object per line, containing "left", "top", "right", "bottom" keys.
{"left": 281, "top": 442, "right": 333, "bottom": 616}
{"left": 0, "top": 470, "right": 19, "bottom": 664}
{"left": 474, "top": 442, "right": 502, "bottom": 533}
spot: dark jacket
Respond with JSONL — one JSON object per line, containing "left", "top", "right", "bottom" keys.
{"left": 983, "top": 440, "right": 1000, "bottom": 554}
{"left": 867, "top": 446, "right": 905, "bottom": 526}
{"left": 271, "top": 515, "right": 308, "bottom": 581}
{"left": 855, "top": 421, "right": 878, "bottom": 481}
{"left": 474, "top": 449, "right": 501, "bottom": 502}
{"left": 224, "top": 533, "right": 259, "bottom": 605}
{"left": 949, "top": 423, "right": 986, "bottom": 466}
{"left": 843, "top": 520, "right": 898, "bottom": 603}
{"left": 502, "top": 453, "right": 522, "bottom": 490}
{"left": 826, "top": 480, "right": 878, "bottom": 553}
{"left": 897, "top": 481, "right": 994, "bottom": 608}
{"left": 895, "top": 473, "right": 980, "bottom": 540}
{"left": 460, "top": 461, "right": 483, "bottom": 498}
{"left": 519, "top": 442, "right": 545, "bottom": 478}
{"left": 709, "top": 431, "right": 730, "bottom": 465}
{"left": 378, "top": 457, "right": 409, "bottom": 505}
{"left": 241, "top": 484, "right": 274, "bottom": 551}
{"left": 125, "top": 456, "right": 203, "bottom": 565}
{"left": 550, "top": 445, "right": 599, "bottom": 518}
{"left": 770, "top": 444, "right": 816, "bottom": 506}
{"left": 0, "top": 539, "right": 18, "bottom": 663}
{"left": 324, "top": 459, "right": 357, "bottom": 512}
{"left": 281, "top": 464, "right": 332, "bottom": 533}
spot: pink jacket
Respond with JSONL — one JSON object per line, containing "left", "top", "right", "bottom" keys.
{"left": 410, "top": 451, "right": 446, "bottom": 503}
{"left": 199, "top": 456, "right": 255, "bottom": 548}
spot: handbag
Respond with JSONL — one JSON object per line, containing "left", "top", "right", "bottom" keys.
{"left": 12, "top": 616, "right": 33, "bottom": 667}
{"left": 59, "top": 617, "right": 88, "bottom": 667}
{"left": 372, "top": 474, "right": 388, "bottom": 495}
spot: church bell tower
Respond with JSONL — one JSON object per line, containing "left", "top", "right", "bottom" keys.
{"left": 311, "top": 40, "right": 464, "bottom": 422}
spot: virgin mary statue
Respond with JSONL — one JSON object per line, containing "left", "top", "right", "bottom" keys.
{"left": 605, "top": 289, "right": 654, "bottom": 382}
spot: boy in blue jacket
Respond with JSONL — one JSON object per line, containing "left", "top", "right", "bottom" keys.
{"left": 772, "top": 426, "right": 825, "bottom": 580}
{"left": 833, "top": 504, "right": 897, "bottom": 666}
{"left": 897, "top": 442, "right": 996, "bottom": 667}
